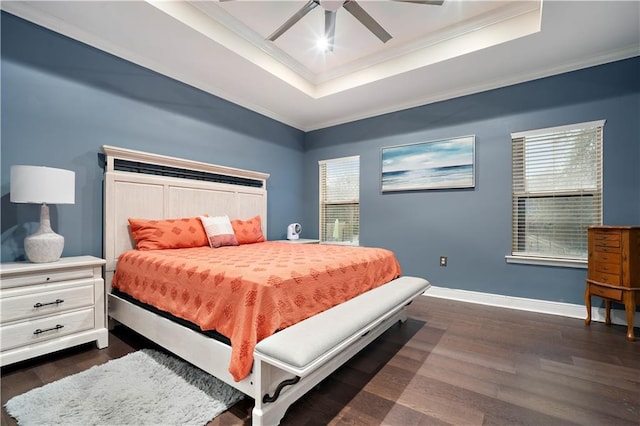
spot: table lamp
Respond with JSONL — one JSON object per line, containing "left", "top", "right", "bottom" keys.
{"left": 10, "top": 165, "right": 76, "bottom": 263}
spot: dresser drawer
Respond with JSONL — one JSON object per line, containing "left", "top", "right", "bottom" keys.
{"left": 594, "top": 262, "right": 620, "bottom": 275}
{"left": 593, "top": 245, "right": 621, "bottom": 254}
{"left": 0, "top": 308, "right": 95, "bottom": 351}
{"left": 588, "top": 283, "right": 623, "bottom": 302}
{"left": 1, "top": 282, "right": 94, "bottom": 324}
{"left": 593, "top": 231, "right": 620, "bottom": 247}
{"left": 0, "top": 268, "right": 94, "bottom": 290}
{"left": 593, "top": 230, "right": 620, "bottom": 242}
{"left": 589, "top": 271, "right": 621, "bottom": 285}
{"left": 592, "top": 251, "right": 621, "bottom": 264}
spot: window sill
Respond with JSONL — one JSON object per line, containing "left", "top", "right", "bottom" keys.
{"left": 505, "top": 255, "right": 587, "bottom": 269}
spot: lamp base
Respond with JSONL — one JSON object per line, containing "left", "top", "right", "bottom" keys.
{"left": 24, "top": 204, "right": 65, "bottom": 263}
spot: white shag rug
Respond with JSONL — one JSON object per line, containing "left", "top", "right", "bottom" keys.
{"left": 5, "top": 349, "right": 244, "bottom": 426}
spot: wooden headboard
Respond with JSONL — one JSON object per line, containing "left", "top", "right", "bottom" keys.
{"left": 102, "top": 145, "right": 269, "bottom": 279}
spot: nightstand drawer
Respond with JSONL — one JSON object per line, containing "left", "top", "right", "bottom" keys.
{"left": 1, "top": 282, "right": 94, "bottom": 324}
{"left": 0, "top": 268, "right": 94, "bottom": 289}
{"left": 0, "top": 308, "right": 95, "bottom": 351}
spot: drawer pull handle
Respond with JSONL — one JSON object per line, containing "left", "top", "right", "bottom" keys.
{"left": 33, "top": 324, "right": 64, "bottom": 335}
{"left": 33, "top": 299, "right": 64, "bottom": 309}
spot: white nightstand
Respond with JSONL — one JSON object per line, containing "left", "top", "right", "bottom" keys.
{"left": 278, "top": 239, "right": 320, "bottom": 244}
{"left": 0, "top": 256, "right": 108, "bottom": 366}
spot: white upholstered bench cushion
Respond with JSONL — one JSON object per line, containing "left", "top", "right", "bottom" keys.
{"left": 254, "top": 276, "right": 429, "bottom": 375}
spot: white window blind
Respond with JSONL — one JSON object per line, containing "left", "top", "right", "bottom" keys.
{"left": 511, "top": 120, "right": 604, "bottom": 260}
{"left": 319, "top": 156, "right": 360, "bottom": 245}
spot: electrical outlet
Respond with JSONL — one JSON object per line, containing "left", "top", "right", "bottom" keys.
{"left": 440, "top": 256, "right": 447, "bottom": 267}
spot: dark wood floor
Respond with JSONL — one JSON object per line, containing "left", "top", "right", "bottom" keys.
{"left": 3, "top": 296, "right": 639, "bottom": 425}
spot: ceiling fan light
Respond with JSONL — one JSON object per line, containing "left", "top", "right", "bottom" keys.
{"left": 316, "top": 36, "right": 331, "bottom": 51}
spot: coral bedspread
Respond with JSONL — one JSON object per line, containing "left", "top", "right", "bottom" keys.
{"left": 112, "top": 241, "right": 402, "bottom": 381}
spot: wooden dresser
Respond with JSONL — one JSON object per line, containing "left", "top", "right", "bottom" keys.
{"left": 585, "top": 226, "right": 640, "bottom": 340}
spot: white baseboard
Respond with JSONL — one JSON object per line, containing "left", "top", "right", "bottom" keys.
{"left": 424, "top": 286, "right": 640, "bottom": 328}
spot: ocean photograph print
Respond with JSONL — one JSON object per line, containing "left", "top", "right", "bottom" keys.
{"left": 381, "top": 136, "right": 475, "bottom": 192}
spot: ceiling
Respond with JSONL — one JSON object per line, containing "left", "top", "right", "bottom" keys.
{"left": 2, "top": 1, "right": 639, "bottom": 131}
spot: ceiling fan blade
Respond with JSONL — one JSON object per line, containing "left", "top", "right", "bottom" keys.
{"left": 267, "top": 0, "right": 319, "bottom": 42}
{"left": 343, "top": 0, "right": 391, "bottom": 43}
{"left": 392, "top": 0, "right": 445, "bottom": 5}
{"left": 324, "top": 10, "right": 337, "bottom": 51}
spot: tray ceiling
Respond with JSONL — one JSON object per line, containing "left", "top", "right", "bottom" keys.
{"left": 2, "top": 1, "right": 639, "bottom": 131}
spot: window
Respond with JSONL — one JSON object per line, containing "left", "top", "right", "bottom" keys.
{"left": 510, "top": 120, "right": 604, "bottom": 264}
{"left": 319, "top": 156, "right": 360, "bottom": 245}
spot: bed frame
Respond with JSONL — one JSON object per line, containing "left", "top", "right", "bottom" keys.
{"left": 102, "top": 145, "right": 428, "bottom": 425}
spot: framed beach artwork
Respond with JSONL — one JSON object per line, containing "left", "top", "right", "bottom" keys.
{"left": 381, "top": 136, "right": 475, "bottom": 192}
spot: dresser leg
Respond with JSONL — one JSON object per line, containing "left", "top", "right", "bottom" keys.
{"left": 623, "top": 291, "right": 636, "bottom": 341}
{"left": 584, "top": 287, "right": 591, "bottom": 325}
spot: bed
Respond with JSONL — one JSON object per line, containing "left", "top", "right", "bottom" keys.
{"left": 102, "top": 145, "right": 430, "bottom": 425}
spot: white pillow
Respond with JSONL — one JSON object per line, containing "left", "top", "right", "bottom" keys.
{"left": 199, "top": 216, "right": 238, "bottom": 248}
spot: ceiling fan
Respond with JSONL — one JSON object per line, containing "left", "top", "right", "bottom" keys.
{"left": 267, "top": 0, "right": 445, "bottom": 51}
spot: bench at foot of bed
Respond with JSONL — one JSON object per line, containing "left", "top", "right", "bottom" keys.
{"left": 251, "top": 276, "right": 430, "bottom": 426}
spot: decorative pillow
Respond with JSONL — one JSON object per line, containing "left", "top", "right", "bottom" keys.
{"left": 128, "top": 217, "right": 208, "bottom": 250}
{"left": 231, "top": 215, "right": 266, "bottom": 245}
{"left": 199, "top": 215, "right": 238, "bottom": 248}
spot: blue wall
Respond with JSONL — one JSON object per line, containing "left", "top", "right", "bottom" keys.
{"left": 1, "top": 12, "right": 305, "bottom": 261}
{"left": 303, "top": 57, "right": 640, "bottom": 305}
{"left": 2, "top": 12, "right": 639, "bottom": 307}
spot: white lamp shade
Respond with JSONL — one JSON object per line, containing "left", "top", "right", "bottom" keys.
{"left": 10, "top": 165, "right": 75, "bottom": 205}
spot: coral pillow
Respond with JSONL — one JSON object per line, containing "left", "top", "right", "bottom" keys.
{"left": 199, "top": 215, "right": 238, "bottom": 248}
{"left": 128, "top": 217, "right": 208, "bottom": 250}
{"left": 231, "top": 215, "right": 266, "bottom": 245}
